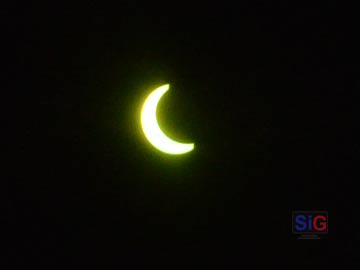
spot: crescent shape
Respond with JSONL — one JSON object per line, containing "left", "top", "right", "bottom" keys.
{"left": 141, "top": 84, "right": 194, "bottom": 155}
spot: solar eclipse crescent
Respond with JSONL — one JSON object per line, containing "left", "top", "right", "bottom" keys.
{"left": 141, "top": 84, "right": 194, "bottom": 155}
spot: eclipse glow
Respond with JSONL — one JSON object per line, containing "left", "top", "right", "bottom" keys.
{"left": 141, "top": 84, "right": 194, "bottom": 155}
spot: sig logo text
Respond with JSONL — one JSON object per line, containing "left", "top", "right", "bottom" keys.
{"left": 292, "top": 211, "right": 328, "bottom": 239}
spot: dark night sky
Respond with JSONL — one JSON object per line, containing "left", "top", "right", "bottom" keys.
{"left": 3, "top": 2, "right": 359, "bottom": 268}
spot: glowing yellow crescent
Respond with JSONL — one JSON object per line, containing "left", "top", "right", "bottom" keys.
{"left": 141, "top": 84, "right": 194, "bottom": 155}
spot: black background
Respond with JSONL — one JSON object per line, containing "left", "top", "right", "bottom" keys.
{"left": 3, "top": 2, "right": 359, "bottom": 268}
